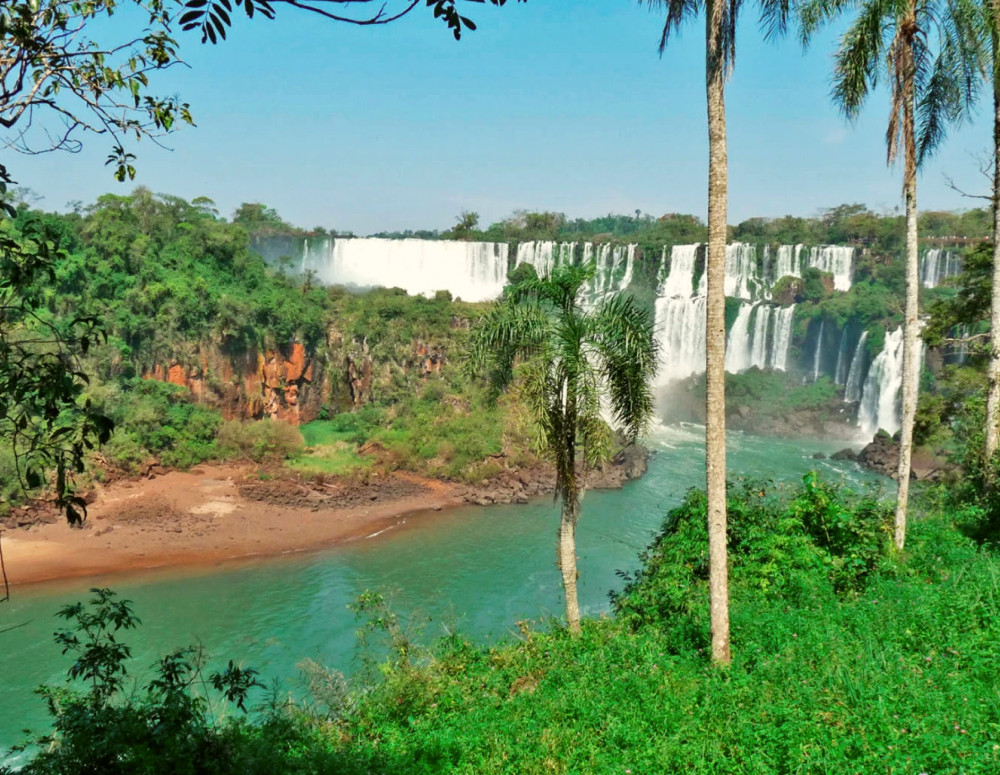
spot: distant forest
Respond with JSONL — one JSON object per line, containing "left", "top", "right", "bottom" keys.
{"left": 235, "top": 199, "right": 992, "bottom": 254}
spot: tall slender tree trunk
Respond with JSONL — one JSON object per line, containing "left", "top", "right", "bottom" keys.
{"left": 984, "top": 34, "right": 1000, "bottom": 473}
{"left": 895, "top": 63, "right": 919, "bottom": 552}
{"left": 704, "top": 0, "right": 730, "bottom": 665}
{"left": 559, "top": 378, "right": 582, "bottom": 635}
{"left": 559, "top": 490, "right": 581, "bottom": 635}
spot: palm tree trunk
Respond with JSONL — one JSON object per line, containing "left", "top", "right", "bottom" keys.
{"left": 705, "top": 0, "right": 730, "bottom": 665}
{"left": 559, "top": 489, "right": 581, "bottom": 635}
{"left": 984, "top": 36, "right": 1000, "bottom": 472}
{"left": 894, "top": 67, "right": 919, "bottom": 552}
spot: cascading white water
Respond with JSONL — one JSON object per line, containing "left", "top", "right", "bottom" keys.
{"left": 656, "top": 296, "right": 708, "bottom": 382}
{"left": 834, "top": 328, "right": 849, "bottom": 385}
{"left": 514, "top": 241, "right": 635, "bottom": 305}
{"left": 295, "top": 237, "right": 510, "bottom": 302}
{"left": 920, "top": 248, "right": 961, "bottom": 288}
{"left": 770, "top": 305, "right": 795, "bottom": 371}
{"left": 516, "top": 241, "right": 571, "bottom": 279}
{"left": 856, "top": 327, "right": 924, "bottom": 438}
{"left": 806, "top": 246, "right": 854, "bottom": 292}
{"left": 655, "top": 245, "right": 706, "bottom": 382}
{"left": 844, "top": 331, "right": 868, "bottom": 403}
{"left": 659, "top": 244, "right": 699, "bottom": 298}
{"left": 857, "top": 328, "right": 904, "bottom": 437}
{"left": 774, "top": 244, "right": 802, "bottom": 282}
{"left": 812, "top": 320, "right": 825, "bottom": 381}
{"left": 749, "top": 305, "right": 773, "bottom": 369}
{"left": 725, "top": 243, "right": 761, "bottom": 300}
{"left": 725, "top": 304, "right": 756, "bottom": 372}
{"left": 655, "top": 243, "right": 797, "bottom": 383}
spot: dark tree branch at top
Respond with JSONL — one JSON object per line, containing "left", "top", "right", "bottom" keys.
{"left": 180, "top": 0, "right": 525, "bottom": 44}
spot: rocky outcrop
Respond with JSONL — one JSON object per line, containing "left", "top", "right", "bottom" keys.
{"left": 857, "top": 431, "right": 901, "bottom": 478}
{"left": 145, "top": 342, "right": 323, "bottom": 424}
{"left": 414, "top": 341, "right": 445, "bottom": 376}
{"left": 726, "top": 403, "right": 860, "bottom": 441}
{"left": 458, "top": 445, "right": 650, "bottom": 506}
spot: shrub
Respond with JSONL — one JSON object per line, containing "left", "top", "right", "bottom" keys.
{"left": 217, "top": 420, "right": 304, "bottom": 463}
{"left": 613, "top": 474, "right": 891, "bottom": 642}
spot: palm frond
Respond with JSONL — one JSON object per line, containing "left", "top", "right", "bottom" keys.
{"left": 468, "top": 302, "right": 550, "bottom": 401}
{"left": 831, "top": 0, "right": 893, "bottom": 119}
{"left": 589, "top": 294, "right": 660, "bottom": 442}
{"left": 643, "top": 0, "right": 704, "bottom": 55}
{"left": 798, "top": 0, "right": 859, "bottom": 46}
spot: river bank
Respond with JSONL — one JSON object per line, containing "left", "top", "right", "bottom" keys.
{"left": 1, "top": 444, "right": 649, "bottom": 588}
{"left": 1, "top": 465, "right": 466, "bottom": 588}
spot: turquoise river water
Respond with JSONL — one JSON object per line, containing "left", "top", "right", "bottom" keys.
{"left": 0, "top": 427, "right": 883, "bottom": 762}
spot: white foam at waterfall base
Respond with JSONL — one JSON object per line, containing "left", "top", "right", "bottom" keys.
{"left": 311, "top": 238, "right": 510, "bottom": 302}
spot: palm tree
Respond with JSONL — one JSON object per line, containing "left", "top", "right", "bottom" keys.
{"left": 470, "top": 262, "right": 658, "bottom": 635}
{"left": 803, "top": 0, "right": 980, "bottom": 549}
{"left": 644, "top": 0, "right": 792, "bottom": 665}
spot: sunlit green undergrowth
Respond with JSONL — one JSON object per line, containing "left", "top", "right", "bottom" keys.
{"left": 327, "top": 484, "right": 1000, "bottom": 774}
{"left": 294, "top": 381, "right": 531, "bottom": 483}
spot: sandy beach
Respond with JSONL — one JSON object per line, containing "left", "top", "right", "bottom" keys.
{"left": 0, "top": 465, "right": 465, "bottom": 588}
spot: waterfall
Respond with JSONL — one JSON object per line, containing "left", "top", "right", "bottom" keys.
{"left": 774, "top": 244, "right": 802, "bottom": 282}
{"left": 812, "top": 320, "right": 825, "bottom": 381}
{"left": 856, "top": 327, "right": 924, "bottom": 438}
{"left": 655, "top": 245, "right": 707, "bottom": 382}
{"left": 844, "top": 331, "right": 868, "bottom": 403}
{"left": 920, "top": 249, "right": 962, "bottom": 288}
{"left": 749, "top": 305, "right": 773, "bottom": 369}
{"left": 725, "top": 304, "right": 756, "bottom": 372}
{"left": 770, "top": 305, "right": 795, "bottom": 371}
{"left": 516, "top": 241, "right": 570, "bottom": 278}
{"left": 656, "top": 296, "right": 707, "bottom": 382}
{"left": 857, "top": 328, "right": 904, "bottom": 437}
{"left": 655, "top": 243, "right": 799, "bottom": 384}
{"left": 806, "top": 246, "right": 854, "bottom": 291}
{"left": 725, "top": 243, "right": 761, "bottom": 300}
{"left": 834, "top": 327, "right": 849, "bottom": 385}
{"left": 659, "top": 244, "right": 699, "bottom": 298}
{"left": 280, "top": 237, "right": 509, "bottom": 302}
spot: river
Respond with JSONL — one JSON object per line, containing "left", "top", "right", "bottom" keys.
{"left": 0, "top": 427, "right": 881, "bottom": 762}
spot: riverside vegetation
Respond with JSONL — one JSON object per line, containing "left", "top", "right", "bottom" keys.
{"left": 7, "top": 472, "right": 1000, "bottom": 773}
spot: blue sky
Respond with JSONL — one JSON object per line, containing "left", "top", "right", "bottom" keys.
{"left": 13, "top": 0, "right": 995, "bottom": 234}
